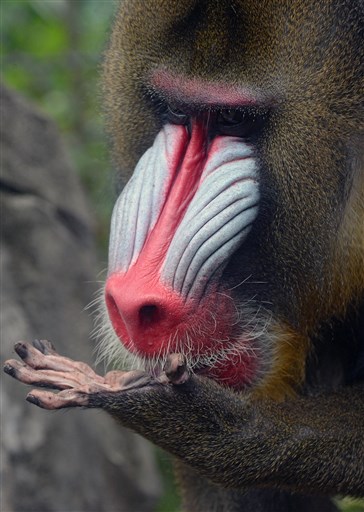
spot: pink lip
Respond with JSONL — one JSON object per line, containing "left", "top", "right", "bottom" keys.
{"left": 151, "top": 68, "right": 267, "bottom": 107}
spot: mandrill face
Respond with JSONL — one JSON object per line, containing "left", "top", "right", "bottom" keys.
{"left": 106, "top": 119, "right": 260, "bottom": 389}
{"left": 100, "top": 0, "right": 364, "bottom": 397}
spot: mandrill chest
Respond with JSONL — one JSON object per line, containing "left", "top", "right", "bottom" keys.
{"left": 105, "top": 120, "right": 260, "bottom": 389}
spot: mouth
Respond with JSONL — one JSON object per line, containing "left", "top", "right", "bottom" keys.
{"left": 187, "top": 340, "right": 260, "bottom": 390}
{"left": 105, "top": 285, "right": 266, "bottom": 390}
{"left": 140, "top": 332, "right": 262, "bottom": 391}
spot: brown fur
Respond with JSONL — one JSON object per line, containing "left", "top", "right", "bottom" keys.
{"left": 100, "top": 0, "right": 364, "bottom": 508}
{"left": 103, "top": 0, "right": 363, "bottom": 391}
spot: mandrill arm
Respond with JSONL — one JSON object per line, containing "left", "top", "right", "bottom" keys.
{"left": 4, "top": 340, "right": 364, "bottom": 497}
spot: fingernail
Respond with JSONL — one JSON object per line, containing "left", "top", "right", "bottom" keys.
{"left": 15, "top": 342, "right": 28, "bottom": 359}
{"left": 3, "top": 364, "right": 17, "bottom": 377}
{"left": 26, "top": 394, "right": 41, "bottom": 407}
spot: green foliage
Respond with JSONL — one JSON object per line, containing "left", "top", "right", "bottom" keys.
{"left": 337, "top": 498, "right": 364, "bottom": 512}
{"left": 2, "top": 0, "right": 117, "bottom": 254}
{"left": 157, "top": 450, "right": 181, "bottom": 512}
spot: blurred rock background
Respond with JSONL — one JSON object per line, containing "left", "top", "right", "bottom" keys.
{"left": 1, "top": 1, "right": 178, "bottom": 511}
{"left": 1, "top": 83, "right": 161, "bottom": 512}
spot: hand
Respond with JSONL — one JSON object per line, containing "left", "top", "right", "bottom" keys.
{"left": 3, "top": 340, "right": 190, "bottom": 410}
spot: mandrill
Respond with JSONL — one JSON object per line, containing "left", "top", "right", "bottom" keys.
{"left": 4, "top": 1, "right": 364, "bottom": 511}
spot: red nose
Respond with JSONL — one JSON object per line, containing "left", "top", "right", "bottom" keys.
{"left": 105, "top": 272, "right": 186, "bottom": 355}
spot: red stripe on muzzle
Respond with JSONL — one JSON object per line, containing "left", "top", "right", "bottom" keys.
{"left": 106, "top": 122, "right": 207, "bottom": 352}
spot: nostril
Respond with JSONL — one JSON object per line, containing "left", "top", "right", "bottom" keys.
{"left": 106, "top": 293, "right": 119, "bottom": 316}
{"left": 139, "top": 304, "right": 160, "bottom": 327}
{"left": 105, "top": 273, "right": 185, "bottom": 351}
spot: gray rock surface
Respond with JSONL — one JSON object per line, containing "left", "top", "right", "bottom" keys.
{"left": 1, "top": 84, "right": 161, "bottom": 512}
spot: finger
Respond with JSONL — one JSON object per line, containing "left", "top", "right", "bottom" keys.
{"left": 14, "top": 341, "right": 104, "bottom": 382}
{"left": 103, "top": 370, "right": 128, "bottom": 386}
{"left": 33, "top": 339, "right": 58, "bottom": 355}
{"left": 3, "top": 359, "right": 85, "bottom": 390}
{"left": 104, "top": 369, "right": 157, "bottom": 390}
{"left": 163, "top": 353, "right": 190, "bottom": 385}
{"left": 27, "top": 389, "right": 89, "bottom": 410}
{"left": 3, "top": 359, "right": 26, "bottom": 379}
